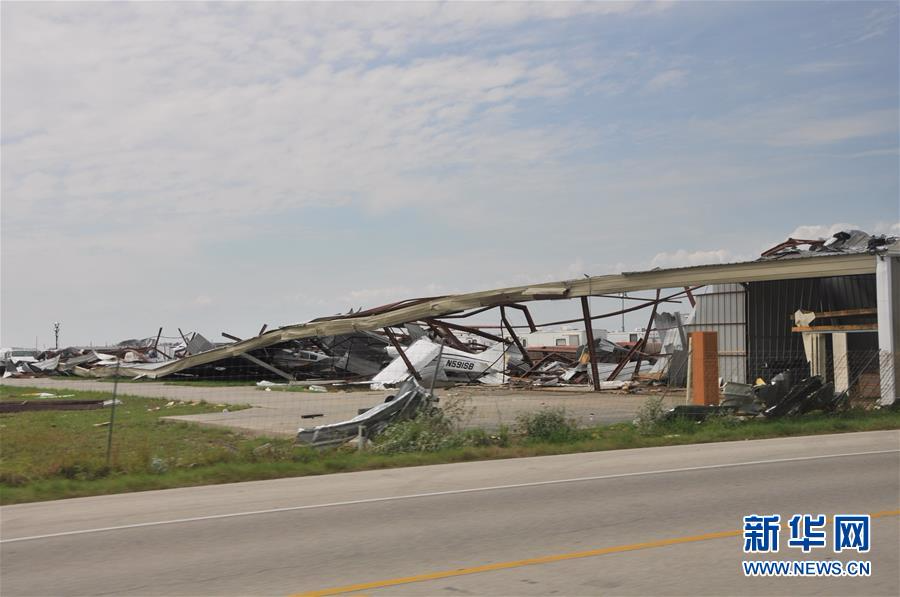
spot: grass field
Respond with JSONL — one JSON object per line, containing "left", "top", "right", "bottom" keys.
{"left": 2, "top": 384, "right": 898, "bottom": 504}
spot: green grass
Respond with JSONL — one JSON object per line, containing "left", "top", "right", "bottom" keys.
{"left": 1, "top": 385, "right": 254, "bottom": 490}
{"left": 2, "top": 384, "right": 898, "bottom": 504}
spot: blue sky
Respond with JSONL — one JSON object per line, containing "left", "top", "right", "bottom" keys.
{"left": 2, "top": 1, "right": 898, "bottom": 348}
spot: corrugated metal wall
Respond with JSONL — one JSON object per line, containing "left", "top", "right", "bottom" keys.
{"left": 684, "top": 284, "right": 747, "bottom": 383}
{"left": 745, "top": 273, "right": 877, "bottom": 382}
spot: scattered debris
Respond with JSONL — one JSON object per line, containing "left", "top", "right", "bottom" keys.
{"left": 720, "top": 381, "right": 764, "bottom": 415}
{"left": 252, "top": 443, "right": 273, "bottom": 456}
{"left": 660, "top": 370, "right": 850, "bottom": 425}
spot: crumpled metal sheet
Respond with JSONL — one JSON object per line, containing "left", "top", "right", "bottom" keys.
{"left": 296, "top": 379, "right": 433, "bottom": 447}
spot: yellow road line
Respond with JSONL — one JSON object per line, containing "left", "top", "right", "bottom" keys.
{"left": 293, "top": 529, "right": 741, "bottom": 596}
{"left": 294, "top": 509, "right": 900, "bottom": 596}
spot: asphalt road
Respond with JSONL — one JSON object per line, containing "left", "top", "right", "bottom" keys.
{"left": 2, "top": 430, "right": 898, "bottom": 596}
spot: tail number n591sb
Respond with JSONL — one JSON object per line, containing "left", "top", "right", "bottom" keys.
{"left": 445, "top": 359, "right": 475, "bottom": 371}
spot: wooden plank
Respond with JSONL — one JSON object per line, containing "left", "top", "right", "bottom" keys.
{"left": 812, "top": 308, "right": 877, "bottom": 319}
{"left": 791, "top": 324, "right": 877, "bottom": 333}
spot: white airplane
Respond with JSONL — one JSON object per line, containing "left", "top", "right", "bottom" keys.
{"left": 372, "top": 338, "right": 523, "bottom": 389}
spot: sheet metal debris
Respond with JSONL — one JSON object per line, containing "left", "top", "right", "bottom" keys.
{"left": 662, "top": 370, "right": 849, "bottom": 423}
{"left": 296, "top": 379, "right": 434, "bottom": 447}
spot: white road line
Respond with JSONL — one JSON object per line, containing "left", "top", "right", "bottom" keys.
{"left": 2, "top": 448, "right": 897, "bottom": 544}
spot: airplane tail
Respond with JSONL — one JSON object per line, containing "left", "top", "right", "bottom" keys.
{"left": 478, "top": 341, "right": 521, "bottom": 366}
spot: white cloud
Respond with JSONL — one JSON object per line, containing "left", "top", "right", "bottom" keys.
{"left": 338, "top": 283, "right": 451, "bottom": 310}
{"left": 696, "top": 104, "right": 898, "bottom": 148}
{"left": 788, "top": 61, "right": 856, "bottom": 75}
{"left": 872, "top": 220, "right": 900, "bottom": 235}
{"left": 1, "top": 2, "right": 897, "bottom": 346}
{"left": 788, "top": 223, "right": 860, "bottom": 240}
{"left": 644, "top": 68, "right": 688, "bottom": 92}
{"left": 772, "top": 109, "right": 898, "bottom": 146}
{"left": 1, "top": 21, "right": 587, "bottom": 234}
{"left": 649, "top": 249, "right": 751, "bottom": 269}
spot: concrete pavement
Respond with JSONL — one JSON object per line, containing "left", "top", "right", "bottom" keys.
{"left": 2, "top": 430, "right": 898, "bottom": 596}
{"left": 1, "top": 377, "right": 685, "bottom": 436}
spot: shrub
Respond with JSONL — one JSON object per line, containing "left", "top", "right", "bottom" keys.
{"left": 516, "top": 408, "right": 580, "bottom": 443}
{"left": 371, "top": 396, "right": 508, "bottom": 454}
{"left": 372, "top": 411, "right": 456, "bottom": 454}
{"left": 633, "top": 396, "right": 666, "bottom": 435}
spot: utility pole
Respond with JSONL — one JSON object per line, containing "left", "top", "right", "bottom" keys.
{"left": 53, "top": 322, "right": 60, "bottom": 350}
{"left": 621, "top": 293, "right": 626, "bottom": 332}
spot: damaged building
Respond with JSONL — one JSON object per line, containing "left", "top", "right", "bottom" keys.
{"left": 5, "top": 228, "right": 898, "bottom": 410}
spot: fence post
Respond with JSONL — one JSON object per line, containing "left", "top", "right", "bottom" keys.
{"left": 876, "top": 254, "right": 899, "bottom": 406}
{"left": 105, "top": 362, "right": 120, "bottom": 468}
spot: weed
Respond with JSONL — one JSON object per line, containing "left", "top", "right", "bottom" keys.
{"left": 371, "top": 395, "right": 496, "bottom": 454}
{"left": 516, "top": 408, "right": 580, "bottom": 443}
{"left": 633, "top": 396, "right": 667, "bottom": 435}
{"left": 371, "top": 409, "right": 455, "bottom": 453}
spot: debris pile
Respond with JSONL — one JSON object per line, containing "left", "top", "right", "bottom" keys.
{"left": 3, "top": 321, "right": 660, "bottom": 392}
{"left": 1, "top": 340, "right": 171, "bottom": 379}
{"left": 663, "top": 369, "right": 850, "bottom": 422}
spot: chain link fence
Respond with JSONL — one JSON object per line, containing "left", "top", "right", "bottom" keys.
{"left": 2, "top": 348, "right": 894, "bottom": 440}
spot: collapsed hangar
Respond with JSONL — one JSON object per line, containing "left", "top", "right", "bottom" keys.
{"left": 72, "top": 230, "right": 897, "bottom": 406}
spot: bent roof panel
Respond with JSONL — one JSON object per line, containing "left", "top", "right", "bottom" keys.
{"left": 136, "top": 253, "right": 877, "bottom": 379}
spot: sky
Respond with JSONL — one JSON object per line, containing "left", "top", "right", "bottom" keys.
{"left": 2, "top": 1, "right": 899, "bottom": 349}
